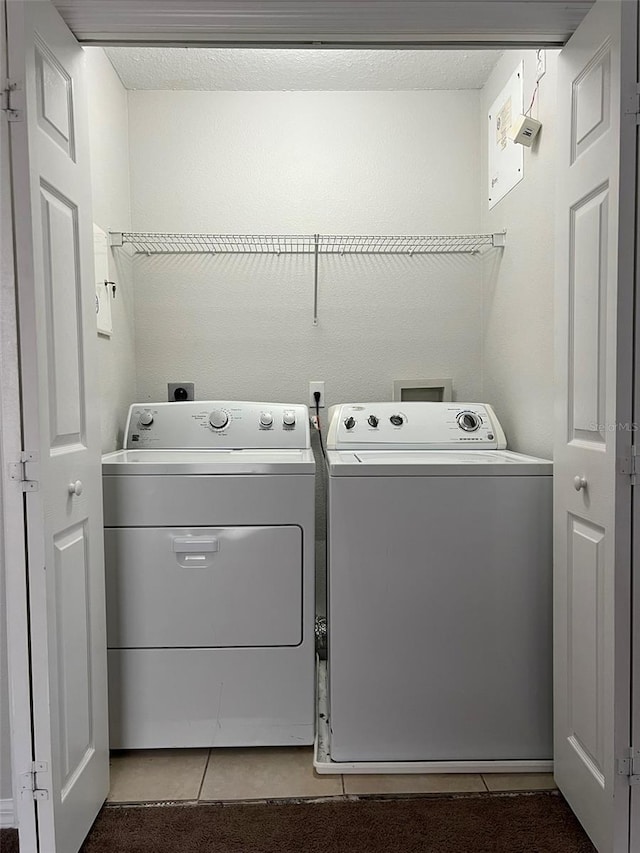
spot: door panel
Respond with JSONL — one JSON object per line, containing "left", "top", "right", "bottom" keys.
{"left": 40, "top": 184, "right": 85, "bottom": 447}
{"left": 572, "top": 43, "right": 611, "bottom": 162}
{"left": 567, "top": 516, "right": 605, "bottom": 779}
{"left": 54, "top": 522, "right": 93, "bottom": 787}
{"left": 555, "top": 2, "right": 636, "bottom": 851}
{"left": 7, "top": 2, "right": 109, "bottom": 851}
{"left": 569, "top": 182, "right": 608, "bottom": 442}
{"left": 35, "top": 39, "right": 75, "bottom": 156}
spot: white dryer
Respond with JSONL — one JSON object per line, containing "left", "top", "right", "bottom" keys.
{"left": 102, "top": 401, "right": 315, "bottom": 749}
{"left": 322, "top": 402, "right": 552, "bottom": 770}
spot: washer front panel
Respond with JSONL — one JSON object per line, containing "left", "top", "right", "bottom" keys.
{"left": 327, "top": 402, "right": 506, "bottom": 450}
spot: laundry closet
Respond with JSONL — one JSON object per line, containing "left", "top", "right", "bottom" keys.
{"left": 82, "top": 42, "right": 558, "bottom": 793}
{"left": 5, "top": 3, "right": 637, "bottom": 849}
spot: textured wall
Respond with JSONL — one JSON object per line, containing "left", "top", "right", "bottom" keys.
{"left": 128, "top": 90, "right": 483, "bottom": 413}
{"left": 85, "top": 48, "right": 137, "bottom": 453}
{"left": 480, "top": 51, "right": 558, "bottom": 459}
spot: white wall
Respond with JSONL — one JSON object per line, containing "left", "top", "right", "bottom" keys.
{"left": 480, "top": 51, "right": 558, "bottom": 458}
{"left": 127, "top": 90, "right": 483, "bottom": 410}
{"left": 85, "top": 48, "right": 137, "bottom": 453}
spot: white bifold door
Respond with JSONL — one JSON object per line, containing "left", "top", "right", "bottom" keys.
{"left": 6, "top": 1, "right": 109, "bottom": 851}
{"left": 554, "top": 2, "right": 637, "bottom": 852}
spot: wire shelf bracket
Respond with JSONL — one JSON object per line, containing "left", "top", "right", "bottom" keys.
{"left": 109, "top": 231, "right": 507, "bottom": 325}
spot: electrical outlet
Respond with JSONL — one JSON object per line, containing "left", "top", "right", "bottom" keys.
{"left": 168, "top": 382, "right": 194, "bottom": 402}
{"left": 535, "top": 49, "right": 546, "bottom": 82}
{"left": 309, "top": 381, "right": 325, "bottom": 409}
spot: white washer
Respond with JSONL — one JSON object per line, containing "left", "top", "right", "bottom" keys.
{"left": 102, "top": 401, "right": 315, "bottom": 749}
{"left": 321, "top": 402, "right": 552, "bottom": 769}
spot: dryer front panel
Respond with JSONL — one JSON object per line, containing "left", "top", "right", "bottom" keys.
{"left": 105, "top": 526, "right": 302, "bottom": 648}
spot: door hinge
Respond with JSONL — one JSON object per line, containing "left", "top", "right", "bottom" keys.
{"left": 617, "top": 748, "right": 640, "bottom": 784}
{"left": 19, "top": 761, "right": 49, "bottom": 801}
{"left": 618, "top": 446, "right": 638, "bottom": 484}
{"left": 8, "top": 451, "right": 39, "bottom": 492}
{"left": 1, "top": 79, "right": 24, "bottom": 122}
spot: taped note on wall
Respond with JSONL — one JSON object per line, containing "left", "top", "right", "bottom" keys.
{"left": 488, "top": 62, "right": 524, "bottom": 209}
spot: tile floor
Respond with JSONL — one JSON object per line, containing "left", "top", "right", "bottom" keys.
{"left": 107, "top": 747, "right": 556, "bottom": 804}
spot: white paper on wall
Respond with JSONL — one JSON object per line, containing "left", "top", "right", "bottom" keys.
{"left": 94, "top": 223, "right": 113, "bottom": 336}
{"left": 488, "top": 62, "right": 524, "bottom": 209}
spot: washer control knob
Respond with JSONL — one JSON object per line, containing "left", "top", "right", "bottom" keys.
{"left": 138, "top": 410, "right": 154, "bottom": 427}
{"left": 283, "top": 410, "right": 296, "bottom": 427}
{"left": 457, "top": 411, "right": 481, "bottom": 432}
{"left": 209, "top": 409, "right": 229, "bottom": 430}
{"left": 344, "top": 416, "right": 356, "bottom": 430}
{"left": 260, "top": 411, "right": 273, "bottom": 428}
{"left": 368, "top": 415, "right": 379, "bottom": 428}
{"left": 390, "top": 414, "right": 404, "bottom": 426}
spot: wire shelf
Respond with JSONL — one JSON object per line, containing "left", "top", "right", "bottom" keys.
{"left": 111, "top": 232, "right": 317, "bottom": 254}
{"left": 318, "top": 234, "right": 497, "bottom": 254}
{"left": 110, "top": 232, "right": 505, "bottom": 255}
{"left": 109, "top": 230, "right": 506, "bottom": 326}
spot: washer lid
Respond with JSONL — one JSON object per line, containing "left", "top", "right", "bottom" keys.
{"left": 102, "top": 448, "right": 315, "bottom": 475}
{"left": 326, "top": 449, "right": 552, "bottom": 477}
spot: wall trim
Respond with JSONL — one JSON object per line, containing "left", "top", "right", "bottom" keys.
{"left": 0, "top": 799, "right": 15, "bottom": 828}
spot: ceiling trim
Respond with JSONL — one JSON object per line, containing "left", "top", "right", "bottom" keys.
{"left": 76, "top": 37, "right": 571, "bottom": 49}
{"left": 51, "top": 1, "right": 594, "bottom": 47}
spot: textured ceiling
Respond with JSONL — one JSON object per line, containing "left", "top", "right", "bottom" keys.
{"left": 103, "top": 47, "right": 503, "bottom": 91}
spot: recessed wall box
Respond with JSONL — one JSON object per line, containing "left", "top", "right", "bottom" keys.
{"left": 392, "top": 379, "right": 453, "bottom": 403}
{"left": 510, "top": 114, "right": 542, "bottom": 147}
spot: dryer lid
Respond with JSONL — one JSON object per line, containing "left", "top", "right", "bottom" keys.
{"left": 102, "top": 448, "right": 316, "bottom": 475}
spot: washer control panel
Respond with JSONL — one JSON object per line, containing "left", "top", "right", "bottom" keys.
{"left": 125, "top": 401, "right": 310, "bottom": 449}
{"left": 327, "top": 403, "right": 507, "bottom": 450}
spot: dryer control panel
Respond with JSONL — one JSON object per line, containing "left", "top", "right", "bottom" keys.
{"left": 327, "top": 403, "right": 507, "bottom": 451}
{"left": 124, "top": 401, "right": 310, "bottom": 450}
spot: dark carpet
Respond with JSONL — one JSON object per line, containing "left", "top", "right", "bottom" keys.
{"left": 80, "top": 793, "right": 596, "bottom": 853}
{"left": 0, "top": 828, "right": 19, "bottom": 853}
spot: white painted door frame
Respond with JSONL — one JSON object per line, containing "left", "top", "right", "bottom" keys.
{"left": 630, "top": 0, "right": 640, "bottom": 841}
{"left": 0, "top": 0, "right": 38, "bottom": 845}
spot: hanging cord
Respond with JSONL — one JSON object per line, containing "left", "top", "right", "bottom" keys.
{"left": 525, "top": 80, "right": 540, "bottom": 117}
{"left": 314, "top": 392, "right": 326, "bottom": 458}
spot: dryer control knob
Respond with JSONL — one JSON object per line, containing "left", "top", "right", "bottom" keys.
{"left": 344, "top": 416, "right": 356, "bottom": 430}
{"left": 283, "top": 410, "right": 296, "bottom": 427}
{"left": 138, "top": 410, "right": 154, "bottom": 427}
{"left": 209, "top": 409, "right": 229, "bottom": 430}
{"left": 390, "top": 414, "right": 404, "bottom": 426}
{"left": 260, "top": 412, "right": 273, "bottom": 428}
